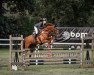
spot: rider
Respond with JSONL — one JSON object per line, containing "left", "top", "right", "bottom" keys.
{"left": 33, "top": 18, "right": 47, "bottom": 39}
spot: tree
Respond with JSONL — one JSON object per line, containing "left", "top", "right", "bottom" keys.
{"left": 0, "top": 0, "right": 94, "bottom": 38}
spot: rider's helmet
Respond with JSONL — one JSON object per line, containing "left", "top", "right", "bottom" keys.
{"left": 40, "top": 18, "right": 47, "bottom": 21}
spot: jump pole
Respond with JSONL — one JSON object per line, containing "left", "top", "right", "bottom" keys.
{"left": 9, "top": 35, "right": 12, "bottom": 70}
{"left": 9, "top": 35, "right": 24, "bottom": 70}
{"left": 80, "top": 35, "right": 84, "bottom": 68}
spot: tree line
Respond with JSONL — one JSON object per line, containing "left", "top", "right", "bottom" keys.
{"left": 0, "top": 0, "right": 94, "bottom": 38}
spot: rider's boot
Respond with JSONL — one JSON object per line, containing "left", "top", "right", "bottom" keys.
{"left": 33, "top": 33, "right": 37, "bottom": 42}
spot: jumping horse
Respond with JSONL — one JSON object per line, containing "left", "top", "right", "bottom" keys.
{"left": 24, "top": 23, "right": 59, "bottom": 56}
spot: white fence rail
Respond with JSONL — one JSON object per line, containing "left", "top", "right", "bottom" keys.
{"left": 0, "top": 39, "right": 89, "bottom": 46}
{"left": 0, "top": 39, "right": 21, "bottom": 46}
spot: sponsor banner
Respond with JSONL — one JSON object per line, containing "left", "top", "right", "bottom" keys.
{"left": 55, "top": 27, "right": 94, "bottom": 42}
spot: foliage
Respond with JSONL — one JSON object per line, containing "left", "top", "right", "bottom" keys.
{"left": 0, "top": 0, "right": 94, "bottom": 38}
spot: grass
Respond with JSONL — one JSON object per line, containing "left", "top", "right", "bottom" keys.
{"left": 0, "top": 48, "right": 94, "bottom": 75}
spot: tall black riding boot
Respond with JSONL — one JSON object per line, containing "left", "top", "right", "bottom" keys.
{"left": 34, "top": 34, "right": 38, "bottom": 39}
{"left": 33, "top": 33, "right": 37, "bottom": 42}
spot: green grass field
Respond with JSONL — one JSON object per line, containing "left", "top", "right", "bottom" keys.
{"left": 0, "top": 49, "right": 94, "bottom": 75}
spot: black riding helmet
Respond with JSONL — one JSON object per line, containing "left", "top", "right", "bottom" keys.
{"left": 40, "top": 18, "right": 47, "bottom": 22}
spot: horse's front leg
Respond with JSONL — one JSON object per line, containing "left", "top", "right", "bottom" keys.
{"left": 34, "top": 46, "right": 40, "bottom": 54}
{"left": 47, "top": 43, "right": 52, "bottom": 58}
{"left": 44, "top": 42, "right": 52, "bottom": 58}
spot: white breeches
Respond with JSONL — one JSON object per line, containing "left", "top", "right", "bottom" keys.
{"left": 34, "top": 26, "right": 38, "bottom": 34}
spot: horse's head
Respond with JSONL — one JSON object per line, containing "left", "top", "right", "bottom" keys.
{"left": 48, "top": 28, "right": 58, "bottom": 37}
{"left": 42, "top": 23, "right": 59, "bottom": 37}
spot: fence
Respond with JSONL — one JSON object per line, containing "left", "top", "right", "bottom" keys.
{"left": 81, "top": 34, "right": 94, "bottom": 67}
{"left": 9, "top": 35, "right": 24, "bottom": 70}
{"left": 8, "top": 35, "right": 84, "bottom": 70}
{"left": 1, "top": 34, "right": 94, "bottom": 70}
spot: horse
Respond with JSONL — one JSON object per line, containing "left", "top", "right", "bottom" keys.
{"left": 24, "top": 23, "right": 59, "bottom": 55}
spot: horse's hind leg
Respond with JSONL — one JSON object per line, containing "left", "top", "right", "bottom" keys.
{"left": 29, "top": 45, "right": 36, "bottom": 65}
{"left": 29, "top": 49, "right": 34, "bottom": 58}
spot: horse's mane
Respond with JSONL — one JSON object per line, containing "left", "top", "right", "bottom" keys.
{"left": 46, "top": 23, "right": 54, "bottom": 26}
{"left": 43, "top": 23, "right": 55, "bottom": 31}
